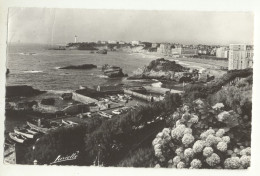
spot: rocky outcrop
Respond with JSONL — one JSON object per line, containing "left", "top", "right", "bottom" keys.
{"left": 6, "top": 85, "right": 45, "bottom": 98}
{"left": 61, "top": 93, "right": 72, "bottom": 100}
{"left": 41, "top": 98, "right": 55, "bottom": 106}
{"left": 102, "top": 64, "right": 128, "bottom": 78}
{"left": 60, "top": 64, "right": 97, "bottom": 70}
{"left": 128, "top": 58, "right": 192, "bottom": 82}
{"left": 96, "top": 49, "right": 107, "bottom": 54}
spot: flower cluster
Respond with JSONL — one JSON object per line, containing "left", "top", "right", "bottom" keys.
{"left": 152, "top": 99, "right": 251, "bottom": 169}
{"left": 224, "top": 147, "right": 251, "bottom": 169}
{"left": 152, "top": 128, "right": 173, "bottom": 162}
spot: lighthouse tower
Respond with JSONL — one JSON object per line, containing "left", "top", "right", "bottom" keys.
{"left": 74, "top": 35, "right": 78, "bottom": 43}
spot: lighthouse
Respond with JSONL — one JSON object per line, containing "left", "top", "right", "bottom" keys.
{"left": 74, "top": 35, "right": 78, "bottom": 43}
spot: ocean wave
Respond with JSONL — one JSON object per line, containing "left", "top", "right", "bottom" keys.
{"left": 54, "top": 66, "right": 61, "bottom": 69}
{"left": 178, "top": 62, "right": 190, "bottom": 66}
{"left": 96, "top": 74, "right": 109, "bottom": 78}
{"left": 19, "top": 52, "right": 37, "bottom": 55}
{"left": 22, "top": 70, "right": 43, "bottom": 73}
{"left": 126, "top": 79, "right": 154, "bottom": 83}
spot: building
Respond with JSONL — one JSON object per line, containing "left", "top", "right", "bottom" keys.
{"left": 131, "top": 41, "right": 141, "bottom": 46}
{"left": 157, "top": 43, "right": 172, "bottom": 55}
{"left": 151, "top": 43, "right": 159, "bottom": 48}
{"left": 101, "top": 41, "right": 108, "bottom": 44}
{"left": 108, "top": 40, "right": 118, "bottom": 44}
{"left": 171, "top": 47, "right": 182, "bottom": 55}
{"left": 228, "top": 44, "right": 254, "bottom": 70}
{"left": 118, "top": 41, "right": 126, "bottom": 44}
{"left": 181, "top": 48, "right": 198, "bottom": 56}
{"left": 216, "top": 47, "right": 228, "bottom": 58}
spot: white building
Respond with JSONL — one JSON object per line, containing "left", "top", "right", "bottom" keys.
{"left": 152, "top": 43, "right": 159, "bottom": 48}
{"left": 216, "top": 47, "right": 228, "bottom": 58}
{"left": 131, "top": 41, "right": 141, "bottom": 46}
{"left": 108, "top": 40, "right": 118, "bottom": 44}
{"left": 157, "top": 43, "right": 172, "bottom": 54}
{"left": 228, "top": 44, "right": 254, "bottom": 70}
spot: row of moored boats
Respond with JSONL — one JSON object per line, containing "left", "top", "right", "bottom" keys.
{"left": 9, "top": 119, "right": 78, "bottom": 144}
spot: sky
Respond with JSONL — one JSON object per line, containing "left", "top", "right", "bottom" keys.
{"left": 7, "top": 8, "right": 254, "bottom": 45}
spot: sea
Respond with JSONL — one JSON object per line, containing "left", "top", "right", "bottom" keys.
{"left": 6, "top": 44, "right": 160, "bottom": 91}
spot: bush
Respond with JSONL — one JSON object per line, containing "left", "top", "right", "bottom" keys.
{"left": 117, "top": 147, "right": 156, "bottom": 167}
{"left": 27, "top": 125, "right": 86, "bottom": 165}
{"left": 152, "top": 99, "right": 251, "bottom": 169}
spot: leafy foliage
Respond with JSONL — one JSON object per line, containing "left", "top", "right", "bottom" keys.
{"left": 117, "top": 147, "right": 156, "bottom": 167}
{"left": 83, "top": 93, "right": 182, "bottom": 166}
{"left": 183, "top": 68, "right": 253, "bottom": 102}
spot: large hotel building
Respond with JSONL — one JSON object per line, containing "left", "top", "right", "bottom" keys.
{"left": 228, "top": 44, "right": 254, "bottom": 70}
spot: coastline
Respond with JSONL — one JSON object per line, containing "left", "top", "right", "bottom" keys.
{"left": 129, "top": 51, "right": 228, "bottom": 69}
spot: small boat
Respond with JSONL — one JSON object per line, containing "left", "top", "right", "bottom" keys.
{"left": 98, "top": 111, "right": 112, "bottom": 118}
{"left": 79, "top": 85, "right": 86, "bottom": 89}
{"left": 112, "top": 109, "right": 122, "bottom": 115}
{"left": 9, "top": 132, "right": 27, "bottom": 143}
{"left": 27, "top": 121, "right": 58, "bottom": 134}
{"left": 62, "top": 119, "right": 70, "bottom": 125}
{"left": 26, "top": 128, "right": 39, "bottom": 135}
{"left": 14, "top": 128, "right": 34, "bottom": 139}
{"left": 62, "top": 119, "right": 78, "bottom": 125}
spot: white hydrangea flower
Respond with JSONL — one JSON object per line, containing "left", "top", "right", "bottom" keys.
{"left": 193, "top": 140, "right": 205, "bottom": 153}
{"left": 240, "top": 155, "right": 251, "bottom": 168}
{"left": 156, "top": 132, "right": 163, "bottom": 138}
{"left": 175, "top": 147, "right": 184, "bottom": 156}
{"left": 173, "top": 156, "right": 181, "bottom": 165}
{"left": 203, "top": 147, "right": 214, "bottom": 157}
{"left": 189, "top": 114, "right": 199, "bottom": 123}
{"left": 216, "top": 129, "right": 225, "bottom": 137}
{"left": 206, "top": 134, "right": 218, "bottom": 146}
{"left": 206, "top": 153, "right": 220, "bottom": 167}
{"left": 224, "top": 157, "right": 241, "bottom": 169}
{"left": 200, "top": 129, "right": 215, "bottom": 140}
{"left": 240, "top": 147, "right": 251, "bottom": 156}
{"left": 184, "top": 128, "right": 192, "bottom": 134}
{"left": 177, "top": 162, "right": 185, "bottom": 168}
{"left": 184, "top": 148, "right": 194, "bottom": 158}
{"left": 222, "top": 136, "right": 230, "bottom": 143}
{"left": 217, "top": 142, "right": 228, "bottom": 152}
{"left": 162, "top": 128, "right": 171, "bottom": 135}
{"left": 182, "top": 134, "right": 195, "bottom": 146}
{"left": 190, "top": 159, "right": 202, "bottom": 169}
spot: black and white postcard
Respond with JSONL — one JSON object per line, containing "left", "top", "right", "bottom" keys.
{"left": 0, "top": 0, "right": 259, "bottom": 176}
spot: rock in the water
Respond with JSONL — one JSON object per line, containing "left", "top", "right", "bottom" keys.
{"left": 60, "top": 64, "right": 97, "bottom": 69}
{"left": 96, "top": 49, "right": 107, "bottom": 54}
{"left": 128, "top": 58, "right": 193, "bottom": 81}
{"left": 41, "top": 98, "right": 55, "bottom": 106}
{"left": 102, "top": 64, "right": 127, "bottom": 78}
